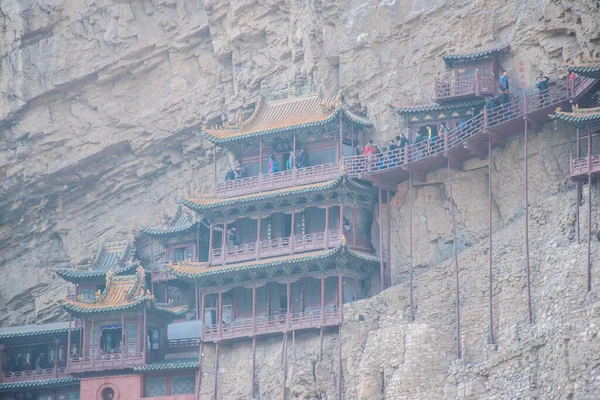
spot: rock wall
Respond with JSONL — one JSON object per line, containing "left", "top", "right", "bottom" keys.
{"left": 1, "top": 0, "right": 600, "bottom": 398}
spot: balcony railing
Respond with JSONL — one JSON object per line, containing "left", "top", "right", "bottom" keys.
{"left": 214, "top": 162, "right": 341, "bottom": 198}
{"left": 1, "top": 367, "right": 67, "bottom": 383}
{"left": 571, "top": 155, "right": 600, "bottom": 178}
{"left": 68, "top": 352, "right": 145, "bottom": 372}
{"left": 167, "top": 338, "right": 201, "bottom": 349}
{"left": 202, "top": 308, "right": 341, "bottom": 342}
{"left": 434, "top": 73, "right": 496, "bottom": 102}
{"left": 211, "top": 229, "right": 342, "bottom": 265}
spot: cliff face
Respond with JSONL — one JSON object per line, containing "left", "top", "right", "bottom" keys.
{"left": 1, "top": 0, "right": 600, "bottom": 397}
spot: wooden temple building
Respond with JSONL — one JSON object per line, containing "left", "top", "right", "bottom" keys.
{"left": 1, "top": 53, "right": 600, "bottom": 400}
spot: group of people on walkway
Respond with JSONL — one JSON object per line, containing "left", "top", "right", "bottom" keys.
{"left": 224, "top": 148, "right": 309, "bottom": 183}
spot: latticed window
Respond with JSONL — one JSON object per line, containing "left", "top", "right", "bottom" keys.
{"left": 172, "top": 375, "right": 196, "bottom": 395}
{"left": 145, "top": 377, "right": 167, "bottom": 397}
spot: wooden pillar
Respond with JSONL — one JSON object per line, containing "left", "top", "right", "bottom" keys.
{"left": 54, "top": 339, "right": 59, "bottom": 377}
{"left": 251, "top": 336, "right": 256, "bottom": 399}
{"left": 195, "top": 286, "right": 200, "bottom": 320}
{"left": 378, "top": 188, "right": 385, "bottom": 291}
{"left": 208, "top": 223, "right": 214, "bottom": 265}
{"left": 524, "top": 107, "right": 532, "bottom": 324}
{"left": 290, "top": 210, "right": 295, "bottom": 254}
{"left": 337, "top": 326, "right": 343, "bottom": 400}
{"left": 287, "top": 280, "right": 292, "bottom": 328}
{"left": 339, "top": 201, "right": 344, "bottom": 233}
{"left": 319, "top": 327, "right": 324, "bottom": 362}
{"left": 354, "top": 277, "right": 358, "bottom": 301}
{"left": 66, "top": 313, "right": 72, "bottom": 369}
{"left": 143, "top": 303, "right": 148, "bottom": 361}
{"left": 448, "top": 158, "right": 462, "bottom": 359}
{"left": 577, "top": 128, "right": 581, "bottom": 244}
{"left": 121, "top": 311, "right": 125, "bottom": 366}
{"left": 213, "top": 144, "right": 217, "bottom": 195}
{"left": 222, "top": 220, "right": 227, "bottom": 266}
{"left": 196, "top": 341, "right": 204, "bottom": 400}
{"left": 213, "top": 343, "right": 219, "bottom": 400}
{"left": 196, "top": 224, "right": 201, "bottom": 261}
{"left": 588, "top": 128, "right": 593, "bottom": 292}
{"left": 339, "top": 109, "right": 344, "bottom": 162}
{"left": 0, "top": 344, "right": 3, "bottom": 379}
{"left": 252, "top": 284, "right": 257, "bottom": 334}
{"left": 282, "top": 332, "right": 288, "bottom": 400}
{"left": 217, "top": 291, "right": 223, "bottom": 340}
{"left": 338, "top": 272, "right": 343, "bottom": 321}
{"left": 352, "top": 204, "right": 357, "bottom": 247}
{"left": 386, "top": 190, "right": 392, "bottom": 286}
{"left": 150, "top": 240, "right": 155, "bottom": 294}
{"left": 165, "top": 284, "right": 169, "bottom": 304}
{"left": 325, "top": 205, "right": 330, "bottom": 248}
{"left": 488, "top": 127, "right": 495, "bottom": 345}
{"left": 292, "top": 133, "right": 297, "bottom": 168}
{"left": 200, "top": 292, "right": 205, "bottom": 338}
{"left": 259, "top": 137, "right": 263, "bottom": 175}
{"left": 321, "top": 276, "right": 326, "bottom": 325}
{"left": 256, "top": 215, "right": 262, "bottom": 260}
{"left": 409, "top": 174, "right": 414, "bottom": 322}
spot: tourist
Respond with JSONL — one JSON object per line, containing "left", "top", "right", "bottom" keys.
{"left": 387, "top": 139, "right": 399, "bottom": 167}
{"left": 485, "top": 96, "right": 497, "bottom": 111}
{"left": 225, "top": 167, "right": 235, "bottom": 182}
{"left": 536, "top": 73, "right": 550, "bottom": 107}
{"left": 295, "top": 148, "right": 308, "bottom": 168}
{"left": 499, "top": 71, "right": 510, "bottom": 110}
{"left": 227, "top": 227, "right": 240, "bottom": 247}
{"left": 398, "top": 134, "right": 408, "bottom": 149}
{"left": 426, "top": 125, "right": 437, "bottom": 155}
{"left": 566, "top": 58, "right": 576, "bottom": 98}
{"left": 287, "top": 151, "right": 294, "bottom": 170}
{"left": 363, "top": 139, "right": 376, "bottom": 171}
{"left": 268, "top": 155, "right": 278, "bottom": 173}
{"left": 439, "top": 122, "right": 449, "bottom": 138}
{"left": 234, "top": 161, "right": 246, "bottom": 179}
{"left": 414, "top": 130, "right": 425, "bottom": 160}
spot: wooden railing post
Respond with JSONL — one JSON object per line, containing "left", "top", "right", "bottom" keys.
{"left": 444, "top": 130, "right": 449, "bottom": 155}
{"left": 483, "top": 108, "right": 489, "bottom": 130}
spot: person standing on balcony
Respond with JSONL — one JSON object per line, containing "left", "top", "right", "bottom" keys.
{"left": 485, "top": 96, "right": 497, "bottom": 111}
{"left": 234, "top": 161, "right": 246, "bottom": 179}
{"left": 287, "top": 151, "right": 294, "bottom": 170}
{"left": 363, "top": 140, "right": 376, "bottom": 171}
{"left": 295, "top": 148, "right": 308, "bottom": 168}
{"left": 536, "top": 73, "right": 551, "bottom": 107}
{"left": 426, "top": 125, "right": 437, "bottom": 155}
{"left": 227, "top": 227, "right": 240, "bottom": 246}
{"left": 499, "top": 71, "right": 510, "bottom": 104}
{"left": 387, "top": 139, "right": 399, "bottom": 167}
{"left": 225, "top": 167, "right": 235, "bottom": 182}
{"left": 567, "top": 59, "right": 576, "bottom": 98}
{"left": 268, "top": 155, "right": 279, "bottom": 173}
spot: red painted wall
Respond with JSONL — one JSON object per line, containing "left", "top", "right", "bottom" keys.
{"left": 80, "top": 374, "right": 143, "bottom": 400}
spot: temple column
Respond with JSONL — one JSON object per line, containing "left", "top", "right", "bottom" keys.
{"left": 256, "top": 215, "right": 261, "bottom": 260}
{"left": 66, "top": 314, "right": 72, "bottom": 369}
{"left": 252, "top": 284, "right": 257, "bottom": 334}
{"left": 200, "top": 291, "right": 205, "bottom": 339}
{"left": 143, "top": 303, "right": 148, "bottom": 361}
{"left": 324, "top": 205, "right": 330, "bottom": 248}
{"left": 352, "top": 204, "right": 357, "bottom": 247}
{"left": 90, "top": 316, "right": 95, "bottom": 367}
{"left": 217, "top": 291, "right": 223, "bottom": 340}
{"left": 195, "top": 286, "right": 200, "bottom": 320}
{"left": 196, "top": 224, "right": 201, "bottom": 261}
{"left": 121, "top": 311, "right": 125, "bottom": 365}
{"left": 290, "top": 210, "right": 295, "bottom": 254}
{"left": 0, "top": 344, "right": 4, "bottom": 380}
{"left": 287, "top": 280, "right": 292, "bottom": 329}
{"left": 208, "top": 223, "right": 214, "bottom": 264}
{"left": 54, "top": 339, "right": 59, "bottom": 377}
{"left": 339, "top": 201, "right": 343, "bottom": 235}
{"left": 222, "top": 220, "right": 228, "bottom": 266}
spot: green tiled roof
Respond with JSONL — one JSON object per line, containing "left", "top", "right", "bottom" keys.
{"left": 443, "top": 43, "right": 510, "bottom": 66}
{"left": 55, "top": 263, "right": 136, "bottom": 283}
{"left": 0, "top": 322, "right": 81, "bottom": 340}
{"left": 393, "top": 99, "right": 484, "bottom": 115}
{"left": 182, "top": 173, "right": 375, "bottom": 213}
{"left": 133, "top": 358, "right": 199, "bottom": 373}
{"left": 0, "top": 377, "right": 80, "bottom": 392}
{"left": 552, "top": 107, "right": 600, "bottom": 130}
{"left": 141, "top": 205, "right": 198, "bottom": 238}
{"left": 568, "top": 62, "right": 600, "bottom": 79}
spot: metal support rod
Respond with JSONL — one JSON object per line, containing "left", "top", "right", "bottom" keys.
{"left": 409, "top": 174, "right": 414, "bottom": 322}
{"left": 338, "top": 272, "right": 343, "bottom": 321}
{"left": 524, "top": 117, "right": 533, "bottom": 324}
{"left": 292, "top": 330, "right": 296, "bottom": 361}
{"left": 218, "top": 291, "right": 223, "bottom": 340}
{"left": 282, "top": 332, "right": 288, "bottom": 400}
{"left": 213, "top": 343, "right": 219, "bottom": 400}
{"left": 251, "top": 336, "right": 256, "bottom": 399}
{"left": 488, "top": 132, "right": 494, "bottom": 344}
{"left": 252, "top": 284, "right": 257, "bottom": 334}
{"left": 321, "top": 276, "right": 326, "bottom": 326}
{"left": 337, "top": 326, "right": 343, "bottom": 400}
{"left": 577, "top": 128, "right": 581, "bottom": 244}
{"left": 447, "top": 158, "right": 462, "bottom": 359}
{"left": 287, "top": 281, "right": 291, "bottom": 329}
{"left": 588, "top": 131, "right": 593, "bottom": 292}
{"left": 378, "top": 188, "right": 385, "bottom": 290}
{"left": 386, "top": 189, "right": 392, "bottom": 286}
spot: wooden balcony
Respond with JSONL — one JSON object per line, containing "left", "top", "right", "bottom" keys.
{"left": 67, "top": 352, "right": 145, "bottom": 373}
{"left": 434, "top": 74, "right": 497, "bottom": 103}
{"left": 570, "top": 155, "right": 600, "bottom": 180}
{"left": 0, "top": 367, "right": 67, "bottom": 383}
{"left": 345, "top": 78, "right": 597, "bottom": 186}
{"left": 202, "top": 308, "right": 341, "bottom": 342}
{"left": 214, "top": 162, "right": 341, "bottom": 198}
{"left": 167, "top": 338, "right": 200, "bottom": 349}
{"left": 211, "top": 229, "right": 370, "bottom": 265}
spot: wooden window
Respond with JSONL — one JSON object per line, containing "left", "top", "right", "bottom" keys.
{"left": 307, "top": 147, "right": 336, "bottom": 166}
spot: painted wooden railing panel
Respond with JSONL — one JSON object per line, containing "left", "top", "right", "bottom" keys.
{"left": 215, "top": 162, "right": 341, "bottom": 198}
{"left": 68, "top": 352, "right": 145, "bottom": 372}
{"left": 434, "top": 74, "right": 496, "bottom": 101}
{"left": 1, "top": 368, "right": 67, "bottom": 383}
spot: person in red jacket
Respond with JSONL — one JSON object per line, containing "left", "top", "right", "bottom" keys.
{"left": 363, "top": 139, "right": 376, "bottom": 171}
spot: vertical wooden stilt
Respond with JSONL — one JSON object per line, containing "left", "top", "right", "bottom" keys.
{"left": 409, "top": 173, "right": 414, "bottom": 322}
{"left": 196, "top": 341, "right": 204, "bottom": 400}
{"left": 378, "top": 188, "right": 385, "bottom": 290}
{"left": 488, "top": 132, "right": 495, "bottom": 345}
{"left": 447, "top": 158, "right": 462, "bottom": 359}
{"left": 386, "top": 189, "right": 392, "bottom": 286}
{"left": 282, "top": 332, "right": 288, "bottom": 400}
{"left": 319, "top": 327, "right": 324, "bottom": 362}
{"left": 577, "top": 128, "right": 581, "bottom": 244}
{"left": 292, "top": 330, "right": 296, "bottom": 361}
{"left": 251, "top": 336, "right": 256, "bottom": 399}
{"left": 524, "top": 117, "right": 533, "bottom": 324}
{"left": 213, "top": 343, "right": 219, "bottom": 400}
{"left": 588, "top": 128, "right": 593, "bottom": 292}
{"left": 213, "top": 144, "right": 217, "bottom": 195}
{"left": 66, "top": 314, "right": 72, "bottom": 369}
{"left": 337, "top": 326, "right": 343, "bottom": 400}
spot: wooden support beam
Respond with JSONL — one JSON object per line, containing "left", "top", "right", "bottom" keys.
{"left": 222, "top": 220, "right": 227, "bottom": 266}
{"left": 213, "top": 144, "right": 217, "bottom": 195}
{"left": 386, "top": 189, "right": 392, "bottom": 287}
{"left": 208, "top": 223, "right": 214, "bottom": 265}
{"left": 488, "top": 131, "right": 495, "bottom": 345}
{"left": 319, "top": 327, "right": 324, "bottom": 362}
{"left": 378, "top": 188, "right": 385, "bottom": 290}
{"left": 447, "top": 158, "right": 462, "bottom": 359}
{"left": 251, "top": 336, "right": 256, "bottom": 399}
{"left": 524, "top": 111, "right": 533, "bottom": 324}
{"left": 196, "top": 341, "right": 204, "bottom": 400}
{"left": 218, "top": 291, "right": 223, "bottom": 340}
{"left": 66, "top": 314, "right": 72, "bottom": 369}
{"left": 282, "top": 332, "right": 288, "bottom": 400}
{"left": 213, "top": 343, "right": 219, "bottom": 400}
{"left": 337, "top": 326, "right": 343, "bottom": 400}
{"left": 409, "top": 174, "right": 414, "bottom": 322}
